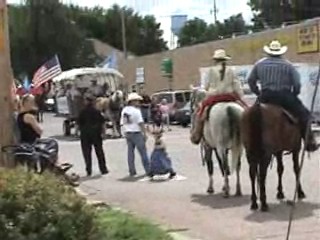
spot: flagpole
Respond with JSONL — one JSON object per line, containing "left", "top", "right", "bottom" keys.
{"left": 121, "top": 8, "right": 127, "bottom": 59}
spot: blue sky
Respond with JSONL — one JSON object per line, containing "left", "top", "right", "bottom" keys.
{"left": 8, "top": 0, "right": 252, "bottom": 46}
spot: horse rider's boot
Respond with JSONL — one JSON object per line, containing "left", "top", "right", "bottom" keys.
{"left": 302, "top": 125, "right": 319, "bottom": 152}
{"left": 190, "top": 115, "right": 204, "bottom": 145}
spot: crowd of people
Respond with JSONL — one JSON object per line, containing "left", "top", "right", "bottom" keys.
{"left": 11, "top": 85, "right": 177, "bottom": 180}
{"left": 78, "top": 91, "right": 176, "bottom": 179}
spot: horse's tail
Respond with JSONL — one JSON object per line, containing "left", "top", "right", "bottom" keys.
{"left": 227, "top": 106, "right": 243, "bottom": 173}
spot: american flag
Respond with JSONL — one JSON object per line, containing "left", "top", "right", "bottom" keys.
{"left": 32, "top": 55, "right": 62, "bottom": 88}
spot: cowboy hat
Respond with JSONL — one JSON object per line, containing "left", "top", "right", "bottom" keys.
{"left": 263, "top": 40, "right": 288, "bottom": 56}
{"left": 212, "top": 49, "right": 231, "bottom": 60}
{"left": 127, "top": 92, "right": 142, "bottom": 102}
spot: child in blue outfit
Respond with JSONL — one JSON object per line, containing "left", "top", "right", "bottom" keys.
{"left": 149, "top": 130, "right": 176, "bottom": 179}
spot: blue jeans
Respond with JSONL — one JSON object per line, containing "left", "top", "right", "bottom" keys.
{"left": 125, "top": 132, "right": 150, "bottom": 175}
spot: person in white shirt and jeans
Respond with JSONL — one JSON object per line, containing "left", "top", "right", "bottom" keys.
{"left": 121, "top": 93, "right": 150, "bottom": 176}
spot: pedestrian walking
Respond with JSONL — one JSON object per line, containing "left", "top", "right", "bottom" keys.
{"left": 140, "top": 89, "right": 152, "bottom": 124}
{"left": 78, "top": 95, "right": 109, "bottom": 176}
{"left": 159, "top": 99, "right": 171, "bottom": 131}
{"left": 120, "top": 93, "right": 150, "bottom": 176}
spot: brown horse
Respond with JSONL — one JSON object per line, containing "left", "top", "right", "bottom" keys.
{"left": 241, "top": 103, "right": 306, "bottom": 212}
{"left": 96, "top": 90, "right": 124, "bottom": 138}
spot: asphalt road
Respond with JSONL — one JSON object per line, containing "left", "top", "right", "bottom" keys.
{"left": 43, "top": 113, "right": 320, "bottom": 240}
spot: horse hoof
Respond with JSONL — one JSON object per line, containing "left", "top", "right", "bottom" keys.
{"left": 298, "top": 191, "right": 306, "bottom": 200}
{"left": 223, "top": 192, "right": 230, "bottom": 198}
{"left": 235, "top": 191, "right": 242, "bottom": 197}
{"left": 277, "top": 192, "right": 285, "bottom": 200}
{"left": 250, "top": 203, "right": 258, "bottom": 211}
{"left": 207, "top": 188, "right": 214, "bottom": 194}
{"left": 260, "top": 204, "right": 269, "bottom": 212}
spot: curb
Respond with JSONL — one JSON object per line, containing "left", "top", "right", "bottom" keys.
{"left": 75, "top": 188, "right": 200, "bottom": 240}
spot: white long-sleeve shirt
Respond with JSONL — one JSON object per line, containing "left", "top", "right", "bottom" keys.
{"left": 205, "top": 65, "right": 243, "bottom": 97}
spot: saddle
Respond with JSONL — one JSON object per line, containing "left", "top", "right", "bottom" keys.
{"left": 200, "top": 101, "right": 244, "bottom": 121}
{"left": 260, "top": 104, "right": 298, "bottom": 125}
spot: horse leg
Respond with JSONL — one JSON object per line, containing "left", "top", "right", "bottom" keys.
{"left": 259, "top": 155, "right": 271, "bottom": 212}
{"left": 248, "top": 155, "right": 258, "bottom": 210}
{"left": 205, "top": 147, "right": 214, "bottom": 194}
{"left": 235, "top": 157, "right": 242, "bottom": 197}
{"left": 222, "top": 149, "right": 230, "bottom": 198}
{"left": 293, "top": 150, "right": 306, "bottom": 199}
{"left": 276, "top": 152, "right": 285, "bottom": 200}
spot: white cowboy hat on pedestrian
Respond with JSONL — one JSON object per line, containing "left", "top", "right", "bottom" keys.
{"left": 212, "top": 49, "right": 231, "bottom": 60}
{"left": 127, "top": 92, "right": 142, "bottom": 102}
{"left": 263, "top": 40, "right": 288, "bottom": 56}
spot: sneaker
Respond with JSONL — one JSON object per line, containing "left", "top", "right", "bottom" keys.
{"left": 169, "top": 172, "right": 177, "bottom": 179}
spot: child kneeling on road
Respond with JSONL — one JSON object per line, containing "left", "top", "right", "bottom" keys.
{"left": 149, "top": 130, "right": 176, "bottom": 179}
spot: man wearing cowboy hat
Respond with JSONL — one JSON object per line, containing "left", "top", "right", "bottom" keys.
{"left": 190, "top": 49, "right": 245, "bottom": 144}
{"left": 120, "top": 92, "right": 150, "bottom": 176}
{"left": 248, "top": 40, "right": 318, "bottom": 152}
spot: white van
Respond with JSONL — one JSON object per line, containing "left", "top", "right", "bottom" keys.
{"left": 151, "top": 90, "right": 191, "bottom": 121}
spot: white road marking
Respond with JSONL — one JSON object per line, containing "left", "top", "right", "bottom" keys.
{"left": 138, "top": 174, "right": 187, "bottom": 182}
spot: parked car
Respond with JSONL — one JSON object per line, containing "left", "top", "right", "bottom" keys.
{"left": 151, "top": 90, "right": 191, "bottom": 122}
{"left": 175, "top": 101, "right": 191, "bottom": 127}
{"left": 45, "top": 98, "right": 56, "bottom": 112}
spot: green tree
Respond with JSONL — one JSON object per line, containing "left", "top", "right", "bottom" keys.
{"left": 178, "top": 18, "right": 209, "bottom": 46}
{"left": 9, "top": 0, "right": 99, "bottom": 78}
{"left": 178, "top": 14, "right": 248, "bottom": 47}
{"left": 249, "top": 0, "right": 320, "bottom": 29}
{"left": 67, "top": 4, "right": 168, "bottom": 56}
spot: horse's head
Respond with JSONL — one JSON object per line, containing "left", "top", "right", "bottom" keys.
{"left": 111, "top": 90, "right": 124, "bottom": 102}
{"left": 189, "top": 85, "right": 207, "bottom": 113}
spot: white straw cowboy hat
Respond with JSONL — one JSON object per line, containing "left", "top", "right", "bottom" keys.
{"left": 263, "top": 40, "right": 288, "bottom": 56}
{"left": 127, "top": 92, "right": 143, "bottom": 102}
{"left": 212, "top": 49, "right": 231, "bottom": 60}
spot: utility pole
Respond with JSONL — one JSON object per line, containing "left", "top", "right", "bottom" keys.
{"left": 213, "top": 0, "right": 218, "bottom": 23}
{"left": 120, "top": 8, "right": 127, "bottom": 59}
{"left": 0, "top": 0, "right": 14, "bottom": 167}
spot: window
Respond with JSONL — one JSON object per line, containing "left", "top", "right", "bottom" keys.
{"left": 184, "top": 92, "right": 191, "bottom": 101}
{"left": 156, "top": 93, "right": 173, "bottom": 103}
{"left": 175, "top": 93, "right": 184, "bottom": 103}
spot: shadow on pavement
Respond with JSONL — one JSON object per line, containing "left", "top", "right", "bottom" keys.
{"left": 245, "top": 201, "right": 320, "bottom": 223}
{"left": 79, "top": 175, "right": 103, "bottom": 183}
{"left": 49, "top": 134, "right": 119, "bottom": 142}
{"left": 191, "top": 193, "right": 250, "bottom": 209}
{"left": 118, "top": 175, "right": 147, "bottom": 182}
{"left": 49, "top": 135, "right": 80, "bottom": 142}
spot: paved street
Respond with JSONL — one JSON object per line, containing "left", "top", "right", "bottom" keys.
{"left": 43, "top": 113, "right": 319, "bottom": 240}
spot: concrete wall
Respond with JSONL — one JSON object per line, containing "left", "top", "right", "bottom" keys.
{"left": 119, "top": 18, "right": 320, "bottom": 94}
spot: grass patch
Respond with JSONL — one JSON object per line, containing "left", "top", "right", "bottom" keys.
{"left": 97, "top": 209, "right": 173, "bottom": 240}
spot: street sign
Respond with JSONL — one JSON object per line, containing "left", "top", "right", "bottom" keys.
{"left": 161, "top": 58, "right": 173, "bottom": 77}
{"left": 136, "top": 67, "right": 144, "bottom": 84}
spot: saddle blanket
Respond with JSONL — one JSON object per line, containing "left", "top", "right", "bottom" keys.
{"left": 197, "top": 93, "right": 247, "bottom": 116}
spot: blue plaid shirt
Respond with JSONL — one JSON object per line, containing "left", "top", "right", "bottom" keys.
{"left": 247, "top": 57, "right": 301, "bottom": 95}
